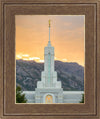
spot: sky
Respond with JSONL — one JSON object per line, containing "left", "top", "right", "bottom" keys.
{"left": 16, "top": 15, "right": 85, "bottom": 66}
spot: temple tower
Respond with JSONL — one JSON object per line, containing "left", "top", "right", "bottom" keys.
{"left": 35, "top": 20, "right": 63, "bottom": 103}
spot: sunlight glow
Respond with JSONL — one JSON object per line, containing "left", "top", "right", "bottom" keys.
{"left": 22, "top": 54, "right": 29, "bottom": 57}
{"left": 16, "top": 15, "right": 84, "bottom": 66}
{"left": 39, "top": 60, "right": 44, "bottom": 63}
{"left": 62, "top": 59, "right": 67, "bottom": 62}
{"left": 16, "top": 54, "right": 44, "bottom": 62}
{"left": 16, "top": 53, "right": 84, "bottom": 66}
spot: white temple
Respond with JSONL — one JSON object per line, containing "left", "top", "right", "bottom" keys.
{"left": 35, "top": 20, "right": 63, "bottom": 103}
{"left": 23, "top": 20, "right": 83, "bottom": 104}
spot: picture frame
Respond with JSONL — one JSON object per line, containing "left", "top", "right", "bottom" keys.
{"left": 0, "top": 0, "right": 100, "bottom": 119}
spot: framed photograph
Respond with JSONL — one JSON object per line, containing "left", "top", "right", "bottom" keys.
{"left": 16, "top": 15, "right": 85, "bottom": 104}
{"left": 0, "top": 0, "right": 100, "bottom": 119}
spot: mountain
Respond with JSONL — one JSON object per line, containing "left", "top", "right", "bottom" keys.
{"left": 16, "top": 60, "right": 84, "bottom": 91}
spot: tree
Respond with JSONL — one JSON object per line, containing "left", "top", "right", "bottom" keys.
{"left": 16, "top": 85, "right": 27, "bottom": 103}
{"left": 80, "top": 93, "right": 84, "bottom": 103}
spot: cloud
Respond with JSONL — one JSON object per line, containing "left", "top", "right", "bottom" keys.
{"left": 22, "top": 54, "right": 29, "bottom": 57}
{"left": 62, "top": 59, "right": 67, "bottom": 62}
{"left": 30, "top": 57, "right": 40, "bottom": 60}
{"left": 16, "top": 55, "right": 22, "bottom": 59}
{"left": 39, "top": 60, "right": 44, "bottom": 62}
{"left": 16, "top": 54, "right": 44, "bottom": 62}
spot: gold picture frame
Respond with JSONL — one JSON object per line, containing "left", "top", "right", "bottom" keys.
{"left": 0, "top": 0, "right": 100, "bottom": 119}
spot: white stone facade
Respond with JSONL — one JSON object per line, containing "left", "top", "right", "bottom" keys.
{"left": 35, "top": 39, "right": 63, "bottom": 103}
{"left": 23, "top": 91, "right": 84, "bottom": 103}
{"left": 35, "top": 88, "right": 63, "bottom": 103}
{"left": 37, "top": 42, "right": 61, "bottom": 89}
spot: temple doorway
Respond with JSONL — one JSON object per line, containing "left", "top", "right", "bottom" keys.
{"left": 45, "top": 95, "right": 53, "bottom": 104}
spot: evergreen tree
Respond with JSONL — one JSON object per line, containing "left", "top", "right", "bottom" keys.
{"left": 16, "top": 86, "right": 27, "bottom": 103}
{"left": 80, "top": 93, "right": 84, "bottom": 103}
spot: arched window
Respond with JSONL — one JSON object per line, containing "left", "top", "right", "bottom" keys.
{"left": 45, "top": 95, "right": 53, "bottom": 104}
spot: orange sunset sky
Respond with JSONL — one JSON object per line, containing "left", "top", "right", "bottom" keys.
{"left": 16, "top": 15, "right": 85, "bottom": 66}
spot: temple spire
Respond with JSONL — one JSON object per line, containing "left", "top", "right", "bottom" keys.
{"left": 48, "top": 19, "right": 51, "bottom": 46}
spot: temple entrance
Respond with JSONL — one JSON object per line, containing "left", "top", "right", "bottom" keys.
{"left": 45, "top": 95, "right": 53, "bottom": 104}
